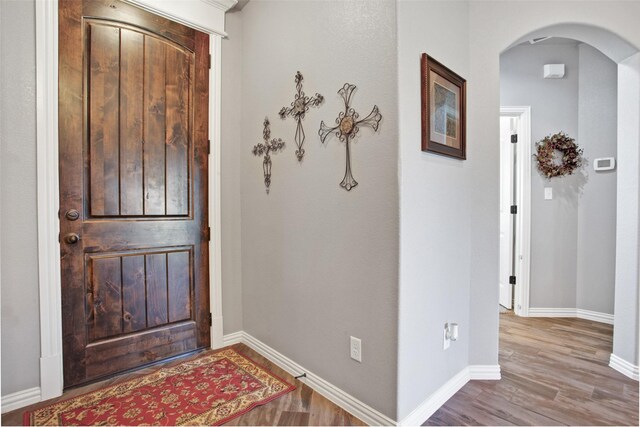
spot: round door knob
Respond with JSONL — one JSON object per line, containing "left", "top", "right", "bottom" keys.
{"left": 64, "top": 233, "right": 81, "bottom": 244}
{"left": 65, "top": 209, "right": 80, "bottom": 221}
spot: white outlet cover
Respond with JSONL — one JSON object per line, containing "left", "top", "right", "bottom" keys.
{"left": 350, "top": 336, "right": 362, "bottom": 362}
{"left": 544, "top": 187, "right": 553, "bottom": 200}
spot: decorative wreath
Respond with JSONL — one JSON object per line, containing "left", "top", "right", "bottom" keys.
{"left": 534, "top": 132, "right": 583, "bottom": 178}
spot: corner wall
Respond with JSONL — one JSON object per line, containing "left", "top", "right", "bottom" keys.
{"left": 238, "top": 1, "right": 400, "bottom": 418}
{"left": 396, "top": 0, "right": 471, "bottom": 420}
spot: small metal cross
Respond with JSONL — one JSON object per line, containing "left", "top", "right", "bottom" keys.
{"left": 279, "top": 71, "right": 324, "bottom": 161}
{"left": 318, "top": 83, "right": 382, "bottom": 191}
{"left": 252, "top": 117, "right": 285, "bottom": 194}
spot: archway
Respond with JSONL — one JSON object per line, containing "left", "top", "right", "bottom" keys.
{"left": 500, "top": 23, "right": 639, "bottom": 380}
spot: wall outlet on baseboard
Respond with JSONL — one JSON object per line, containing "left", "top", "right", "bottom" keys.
{"left": 350, "top": 336, "right": 362, "bottom": 362}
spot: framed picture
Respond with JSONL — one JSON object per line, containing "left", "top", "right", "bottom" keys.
{"left": 421, "top": 54, "right": 466, "bottom": 159}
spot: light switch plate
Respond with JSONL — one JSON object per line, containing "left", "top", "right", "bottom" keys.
{"left": 544, "top": 187, "right": 553, "bottom": 200}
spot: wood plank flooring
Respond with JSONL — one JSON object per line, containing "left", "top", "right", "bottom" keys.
{"left": 2, "top": 343, "right": 365, "bottom": 426}
{"left": 425, "top": 313, "right": 639, "bottom": 426}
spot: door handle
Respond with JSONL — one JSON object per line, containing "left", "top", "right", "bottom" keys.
{"left": 64, "top": 233, "right": 81, "bottom": 244}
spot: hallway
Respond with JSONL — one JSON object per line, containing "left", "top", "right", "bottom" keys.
{"left": 425, "top": 313, "right": 639, "bottom": 425}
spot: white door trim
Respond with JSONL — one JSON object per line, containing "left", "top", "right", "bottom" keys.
{"left": 35, "top": 0, "right": 229, "bottom": 401}
{"left": 500, "top": 107, "right": 531, "bottom": 317}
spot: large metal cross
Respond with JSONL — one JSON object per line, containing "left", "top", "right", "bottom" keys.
{"left": 318, "top": 83, "right": 382, "bottom": 191}
{"left": 279, "top": 71, "right": 324, "bottom": 161}
{"left": 252, "top": 117, "right": 285, "bottom": 194}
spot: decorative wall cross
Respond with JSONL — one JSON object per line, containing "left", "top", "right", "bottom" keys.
{"left": 279, "top": 71, "right": 324, "bottom": 161}
{"left": 252, "top": 117, "right": 285, "bottom": 194}
{"left": 318, "top": 83, "right": 382, "bottom": 191}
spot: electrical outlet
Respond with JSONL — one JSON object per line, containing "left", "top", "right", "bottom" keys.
{"left": 350, "top": 336, "right": 362, "bottom": 362}
{"left": 443, "top": 324, "right": 451, "bottom": 350}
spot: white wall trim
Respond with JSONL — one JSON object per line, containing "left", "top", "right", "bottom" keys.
{"left": 223, "top": 332, "right": 396, "bottom": 426}
{"left": 123, "top": 0, "right": 236, "bottom": 37}
{"left": 222, "top": 331, "right": 243, "bottom": 346}
{"left": 0, "top": 387, "right": 41, "bottom": 414}
{"left": 209, "top": 35, "right": 225, "bottom": 350}
{"left": 609, "top": 353, "right": 639, "bottom": 381}
{"left": 528, "top": 308, "right": 614, "bottom": 324}
{"left": 500, "top": 106, "right": 532, "bottom": 317}
{"left": 35, "top": 0, "right": 64, "bottom": 402}
{"left": 34, "top": 0, "right": 228, "bottom": 407}
{"left": 576, "top": 308, "right": 615, "bottom": 325}
{"left": 469, "top": 365, "right": 502, "bottom": 380}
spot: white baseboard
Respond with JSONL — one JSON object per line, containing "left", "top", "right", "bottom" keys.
{"left": 576, "top": 309, "right": 614, "bottom": 325}
{"left": 398, "top": 364, "right": 501, "bottom": 426}
{"left": 610, "top": 353, "right": 639, "bottom": 381}
{"left": 223, "top": 331, "right": 396, "bottom": 426}
{"left": 1, "top": 387, "right": 41, "bottom": 414}
{"left": 528, "top": 308, "right": 614, "bottom": 325}
{"left": 222, "top": 331, "right": 243, "bottom": 346}
{"left": 469, "top": 364, "right": 501, "bottom": 380}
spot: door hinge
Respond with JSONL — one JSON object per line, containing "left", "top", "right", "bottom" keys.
{"left": 208, "top": 54, "right": 212, "bottom": 69}
{"left": 511, "top": 134, "right": 518, "bottom": 143}
{"left": 509, "top": 275, "right": 516, "bottom": 285}
{"left": 207, "top": 139, "right": 211, "bottom": 155}
{"left": 58, "top": 232, "right": 61, "bottom": 243}
{"left": 510, "top": 205, "right": 517, "bottom": 214}
{"left": 207, "top": 227, "right": 211, "bottom": 241}
{"left": 208, "top": 312, "right": 212, "bottom": 326}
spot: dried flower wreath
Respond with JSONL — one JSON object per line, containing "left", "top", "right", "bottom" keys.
{"left": 534, "top": 132, "right": 583, "bottom": 178}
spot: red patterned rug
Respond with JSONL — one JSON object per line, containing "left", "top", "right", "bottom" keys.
{"left": 24, "top": 348, "right": 295, "bottom": 426}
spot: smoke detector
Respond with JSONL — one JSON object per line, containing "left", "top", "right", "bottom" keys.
{"left": 544, "top": 64, "right": 565, "bottom": 79}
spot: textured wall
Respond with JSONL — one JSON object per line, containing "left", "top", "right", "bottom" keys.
{"left": 239, "top": 1, "right": 399, "bottom": 418}
{"left": 396, "top": 0, "right": 471, "bottom": 420}
{"left": 220, "top": 12, "right": 244, "bottom": 334}
{"left": 0, "top": 0, "right": 41, "bottom": 396}
{"left": 576, "top": 43, "right": 618, "bottom": 315}
{"left": 500, "top": 42, "right": 581, "bottom": 309}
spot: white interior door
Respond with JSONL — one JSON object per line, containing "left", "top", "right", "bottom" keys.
{"left": 499, "top": 116, "right": 516, "bottom": 309}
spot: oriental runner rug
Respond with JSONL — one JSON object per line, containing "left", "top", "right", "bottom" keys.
{"left": 24, "top": 348, "right": 295, "bottom": 426}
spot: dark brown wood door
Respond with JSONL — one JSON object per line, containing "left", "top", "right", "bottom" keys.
{"left": 59, "top": 0, "right": 210, "bottom": 388}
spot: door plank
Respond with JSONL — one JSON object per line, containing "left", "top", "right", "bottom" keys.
{"left": 145, "top": 253, "right": 168, "bottom": 327}
{"left": 89, "top": 24, "right": 121, "bottom": 216}
{"left": 167, "top": 251, "right": 191, "bottom": 322}
{"left": 60, "top": 0, "right": 210, "bottom": 388}
{"left": 143, "top": 36, "right": 166, "bottom": 215}
{"left": 122, "top": 255, "right": 147, "bottom": 333}
{"left": 165, "top": 47, "right": 190, "bottom": 216}
{"left": 119, "top": 29, "right": 145, "bottom": 216}
{"left": 89, "top": 257, "right": 123, "bottom": 341}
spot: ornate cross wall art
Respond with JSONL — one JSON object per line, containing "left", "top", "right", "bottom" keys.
{"left": 252, "top": 117, "right": 285, "bottom": 194}
{"left": 279, "top": 71, "right": 324, "bottom": 161}
{"left": 318, "top": 83, "right": 382, "bottom": 191}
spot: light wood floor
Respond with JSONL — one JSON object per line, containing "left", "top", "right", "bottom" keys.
{"left": 425, "top": 313, "right": 639, "bottom": 426}
{"left": 3, "top": 343, "right": 365, "bottom": 426}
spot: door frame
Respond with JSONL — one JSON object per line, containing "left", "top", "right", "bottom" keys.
{"left": 35, "top": 0, "right": 234, "bottom": 400}
{"left": 499, "top": 106, "right": 531, "bottom": 317}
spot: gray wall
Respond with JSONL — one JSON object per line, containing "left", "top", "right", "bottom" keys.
{"left": 501, "top": 42, "right": 581, "bottom": 309}
{"left": 238, "top": 1, "right": 399, "bottom": 418}
{"left": 576, "top": 43, "right": 618, "bottom": 315}
{"left": 220, "top": 11, "right": 243, "bottom": 334}
{"left": 0, "top": 0, "right": 41, "bottom": 396}
{"left": 500, "top": 41, "right": 617, "bottom": 313}
{"left": 396, "top": 0, "right": 471, "bottom": 420}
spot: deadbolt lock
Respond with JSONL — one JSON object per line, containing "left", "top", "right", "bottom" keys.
{"left": 65, "top": 209, "right": 80, "bottom": 221}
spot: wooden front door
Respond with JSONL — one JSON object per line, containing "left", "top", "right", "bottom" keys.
{"left": 59, "top": 0, "right": 210, "bottom": 388}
